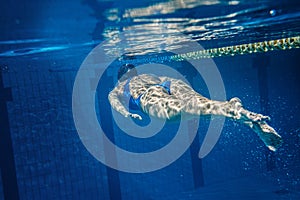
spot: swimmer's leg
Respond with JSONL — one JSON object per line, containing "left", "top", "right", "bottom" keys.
{"left": 185, "top": 94, "right": 282, "bottom": 150}
{"left": 168, "top": 79, "right": 270, "bottom": 121}
{"left": 215, "top": 98, "right": 282, "bottom": 151}
{"left": 185, "top": 95, "right": 282, "bottom": 151}
{"left": 168, "top": 79, "right": 282, "bottom": 151}
{"left": 166, "top": 79, "right": 251, "bottom": 118}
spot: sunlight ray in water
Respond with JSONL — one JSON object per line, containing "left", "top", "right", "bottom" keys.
{"left": 0, "top": 41, "right": 98, "bottom": 57}
{"left": 0, "top": 38, "right": 47, "bottom": 44}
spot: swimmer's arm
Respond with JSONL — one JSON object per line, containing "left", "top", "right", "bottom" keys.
{"left": 108, "top": 87, "right": 142, "bottom": 120}
{"left": 108, "top": 88, "right": 130, "bottom": 117}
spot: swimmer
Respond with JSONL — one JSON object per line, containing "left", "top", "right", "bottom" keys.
{"left": 108, "top": 64, "right": 283, "bottom": 151}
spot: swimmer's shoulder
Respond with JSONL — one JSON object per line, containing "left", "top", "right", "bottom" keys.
{"left": 136, "top": 73, "right": 159, "bottom": 80}
{"left": 132, "top": 74, "right": 162, "bottom": 84}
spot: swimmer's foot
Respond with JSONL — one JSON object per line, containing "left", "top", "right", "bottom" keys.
{"left": 228, "top": 98, "right": 282, "bottom": 151}
{"left": 252, "top": 121, "right": 283, "bottom": 151}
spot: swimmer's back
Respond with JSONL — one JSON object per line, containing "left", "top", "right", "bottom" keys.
{"left": 121, "top": 74, "right": 164, "bottom": 99}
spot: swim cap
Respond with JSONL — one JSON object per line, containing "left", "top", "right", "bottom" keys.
{"left": 117, "top": 64, "right": 137, "bottom": 81}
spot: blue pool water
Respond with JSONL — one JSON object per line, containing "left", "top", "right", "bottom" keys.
{"left": 0, "top": 0, "right": 300, "bottom": 199}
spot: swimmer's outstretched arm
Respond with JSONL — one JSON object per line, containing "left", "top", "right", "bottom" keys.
{"left": 108, "top": 84, "right": 142, "bottom": 120}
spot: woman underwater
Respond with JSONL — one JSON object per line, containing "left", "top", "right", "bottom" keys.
{"left": 108, "top": 64, "right": 283, "bottom": 151}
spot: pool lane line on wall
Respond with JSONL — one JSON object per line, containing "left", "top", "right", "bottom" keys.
{"left": 170, "top": 36, "right": 300, "bottom": 61}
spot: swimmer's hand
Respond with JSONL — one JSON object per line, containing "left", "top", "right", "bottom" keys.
{"left": 128, "top": 113, "right": 142, "bottom": 120}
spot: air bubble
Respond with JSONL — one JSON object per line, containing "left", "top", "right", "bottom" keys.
{"left": 269, "top": 9, "right": 277, "bottom": 16}
{"left": 0, "top": 65, "right": 9, "bottom": 72}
